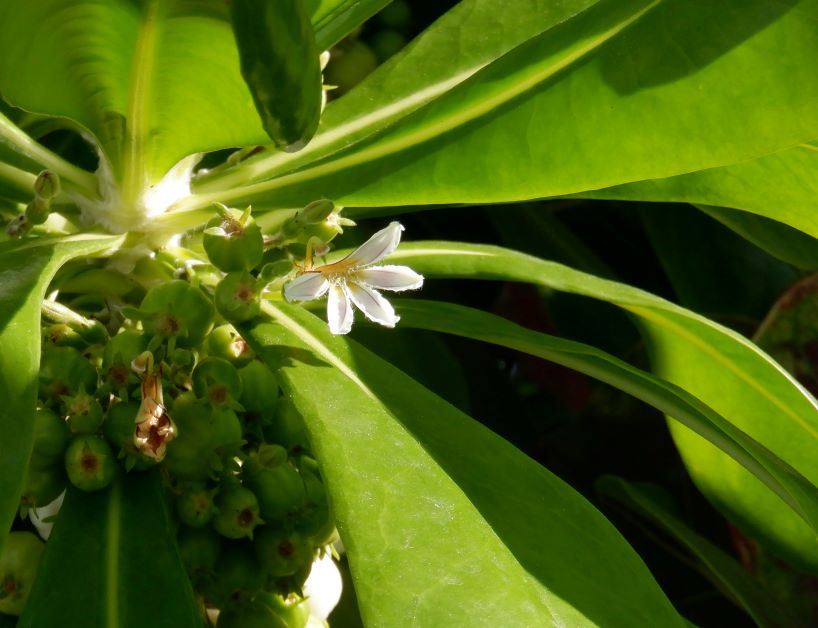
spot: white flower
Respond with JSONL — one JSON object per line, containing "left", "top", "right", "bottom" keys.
{"left": 284, "top": 221, "right": 424, "bottom": 335}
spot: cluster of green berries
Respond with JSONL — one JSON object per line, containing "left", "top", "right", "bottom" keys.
{"left": 5, "top": 199, "right": 352, "bottom": 624}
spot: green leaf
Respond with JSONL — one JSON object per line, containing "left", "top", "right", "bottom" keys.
{"left": 573, "top": 142, "right": 818, "bottom": 242}
{"left": 198, "top": 0, "right": 818, "bottom": 211}
{"left": 310, "top": 0, "right": 393, "bottom": 50}
{"left": 0, "top": 1, "right": 267, "bottom": 188}
{"left": 386, "top": 241, "right": 818, "bottom": 570}
{"left": 243, "top": 302, "right": 686, "bottom": 627}
{"left": 597, "top": 476, "right": 798, "bottom": 628}
{"left": 18, "top": 471, "right": 200, "bottom": 628}
{"left": 190, "top": 0, "right": 598, "bottom": 197}
{"left": 0, "top": 234, "right": 122, "bottom": 555}
{"left": 393, "top": 298, "right": 818, "bottom": 542}
{"left": 697, "top": 205, "right": 818, "bottom": 271}
{"left": 231, "top": 0, "right": 322, "bottom": 151}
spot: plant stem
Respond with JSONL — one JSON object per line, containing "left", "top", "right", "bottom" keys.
{"left": 0, "top": 111, "right": 99, "bottom": 198}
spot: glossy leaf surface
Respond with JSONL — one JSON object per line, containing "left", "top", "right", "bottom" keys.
{"left": 0, "top": 234, "right": 122, "bottom": 555}
{"left": 576, "top": 142, "right": 818, "bottom": 241}
{"left": 386, "top": 241, "right": 818, "bottom": 569}
{"left": 18, "top": 471, "right": 200, "bottom": 627}
{"left": 243, "top": 303, "right": 685, "bottom": 627}
{"left": 393, "top": 299, "right": 818, "bottom": 541}
{"left": 202, "top": 0, "right": 818, "bottom": 211}
{"left": 0, "top": 0, "right": 267, "bottom": 184}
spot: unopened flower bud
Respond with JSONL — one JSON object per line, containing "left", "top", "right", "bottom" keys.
{"left": 33, "top": 170, "right": 60, "bottom": 200}
{"left": 298, "top": 199, "right": 334, "bottom": 224}
{"left": 25, "top": 198, "right": 50, "bottom": 225}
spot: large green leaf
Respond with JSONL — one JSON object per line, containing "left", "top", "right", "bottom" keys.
{"left": 193, "top": 0, "right": 818, "bottom": 211}
{"left": 392, "top": 298, "right": 818, "bottom": 539}
{"left": 0, "top": 234, "right": 122, "bottom": 554}
{"left": 597, "top": 476, "right": 798, "bottom": 628}
{"left": 0, "top": 0, "right": 267, "bottom": 191}
{"left": 384, "top": 241, "right": 818, "bottom": 570}
{"left": 18, "top": 471, "right": 200, "bottom": 627}
{"left": 243, "top": 302, "right": 686, "bottom": 627}
{"left": 189, "top": 0, "right": 598, "bottom": 197}
{"left": 574, "top": 142, "right": 818, "bottom": 241}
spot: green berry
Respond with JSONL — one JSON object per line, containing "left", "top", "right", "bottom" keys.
{"left": 63, "top": 391, "right": 104, "bottom": 434}
{"left": 213, "top": 486, "right": 262, "bottom": 540}
{"left": 324, "top": 40, "right": 378, "bottom": 95}
{"left": 102, "top": 330, "right": 148, "bottom": 393}
{"left": 253, "top": 527, "right": 312, "bottom": 578}
{"left": 192, "top": 357, "right": 243, "bottom": 408}
{"left": 203, "top": 209, "right": 264, "bottom": 272}
{"left": 255, "top": 593, "right": 310, "bottom": 628}
{"left": 244, "top": 458, "right": 306, "bottom": 524}
{"left": 264, "top": 399, "right": 309, "bottom": 455}
{"left": 176, "top": 484, "right": 218, "bottom": 528}
{"left": 29, "top": 408, "right": 70, "bottom": 470}
{"left": 206, "top": 324, "right": 254, "bottom": 366}
{"left": 38, "top": 346, "right": 98, "bottom": 402}
{"left": 139, "top": 280, "right": 214, "bottom": 348}
{"left": 294, "top": 458, "right": 332, "bottom": 542}
{"left": 215, "top": 271, "right": 261, "bottom": 323}
{"left": 217, "top": 600, "right": 287, "bottom": 628}
{"left": 64, "top": 435, "right": 115, "bottom": 492}
{"left": 370, "top": 29, "right": 407, "bottom": 62}
{"left": 176, "top": 525, "right": 221, "bottom": 581}
{"left": 208, "top": 541, "right": 265, "bottom": 605}
{"left": 0, "top": 532, "right": 44, "bottom": 616}
{"left": 239, "top": 361, "right": 279, "bottom": 418}
{"left": 20, "top": 465, "right": 66, "bottom": 509}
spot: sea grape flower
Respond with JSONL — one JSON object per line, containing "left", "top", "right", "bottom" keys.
{"left": 283, "top": 221, "right": 423, "bottom": 335}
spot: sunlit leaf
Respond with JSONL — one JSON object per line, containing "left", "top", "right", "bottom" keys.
{"left": 242, "top": 302, "right": 686, "bottom": 627}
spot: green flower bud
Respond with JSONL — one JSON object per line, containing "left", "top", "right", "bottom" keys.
{"left": 213, "top": 486, "right": 262, "bottom": 540}
{"left": 29, "top": 408, "right": 70, "bottom": 470}
{"left": 33, "top": 170, "right": 60, "bottom": 200}
{"left": 243, "top": 457, "right": 306, "bottom": 524}
{"left": 138, "top": 280, "right": 214, "bottom": 348}
{"left": 253, "top": 527, "right": 312, "bottom": 578}
{"left": 298, "top": 199, "right": 334, "bottom": 224}
{"left": 64, "top": 435, "right": 115, "bottom": 492}
{"left": 203, "top": 207, "right": 264, "bottom": 273}
{"left": 255, "top": 593, "right": 310, "bottom": 628}
{"left": 176, "top": 483, "right": 218, "bottom": 528}
{"left": 192, "top": 357, "right": 243, "bottom": 408}
{"left": 0, "top": 532, "right": 45, "bottom": 616}
{"left": 239, "top": 361, "right": 279, "bottom": 418}
{"left": 176, "top": 525, "right": 221, "bottom": 583}
{"left": 215, "top": 271, "right": 261, "bottom": 323}
{"left": 208, "top": 541, "right": 265, "bottom": 606}
{"left": 258, "top": 260, "right": 293, "bottom": 283}
{"left": 20, "top": 465, "right": 66, "bottom": 510}
{"left": 294, "top": 458, "right": 332, "bottom": 542}
{"left": 102, "top": 330, "right": 148, "bottom": 393}
{"left": 206, "top": 325, "right": 254, "bottom": 366}
{"left": 42, "top": 323, "right": 83, "bottom": 349}
{"left": 38, "top": 346, "right": 98, "bottom": 402}
{"left": 63, "top": 391, "right": 104, "bottom": 434}
{"left": 5, "top": 214, "right": 31, "bottom": 238}
{"left": 217, "top": 600, "right": 287, "bottom": 628}
{"left": 24, "top": 197, "right": 50, "bottom": 225}
{"left": 264, "top": 399, "right": 310, "bottom": 455}
{"left": 103, "top": 401, "right": 158, "bottom": 471}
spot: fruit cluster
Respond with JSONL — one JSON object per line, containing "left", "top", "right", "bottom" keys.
{"left": 3, "top": 200, "right": 349, "bottom": 625}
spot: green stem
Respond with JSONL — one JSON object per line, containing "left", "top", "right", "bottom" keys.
{"left": 0, "top": 161, "right": 36, "bottom": 197}
{"left": 0, "top": 111, "right": 99, "bottom": 197}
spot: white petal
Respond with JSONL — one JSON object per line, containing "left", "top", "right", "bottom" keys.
{"left": 29, "top": 491, "right": 65, "bottom": 541}
{"left": 352, "top": 265, "right": 424, "bottom": 292}
{"left": 338, "top": 221, "right": 404, "bottom": 268}
{"left": 327, "top": 283, "right": 353, "bottom": 335}
{"left": 284, "top": 272, "right": 330, "bottom": 302}
{"left": 347, "top": 282, "right": 399, "bottom": 327}
{"left": 303, "top": 553, "right": 343, "bottom": 620}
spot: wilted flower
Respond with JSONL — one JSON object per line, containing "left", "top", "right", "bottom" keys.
{"left": 283, "top": 221, "right": 423, "bottom": 335}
